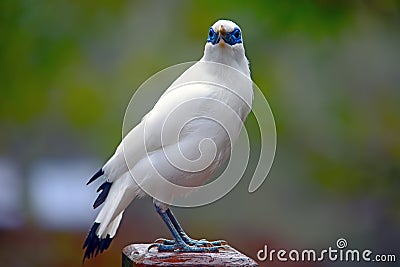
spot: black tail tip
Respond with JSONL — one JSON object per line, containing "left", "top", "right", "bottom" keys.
{"left": 87, "top": 169, "right": 104, "bottom": 185}
{"left": 93, "top": 181, "right": 112, "bottom": 209}
{"left": 82, "top": 223, "right": 113, "bottom": 263}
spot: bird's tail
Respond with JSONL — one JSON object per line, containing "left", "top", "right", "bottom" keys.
{"left": 83, "top": 172, "right": 139, "bottom": 262}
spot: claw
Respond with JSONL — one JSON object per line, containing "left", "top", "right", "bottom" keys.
{"left": 154, "top": 238, "right": 170, "bottom": 244}
{"left": 154, "top": 238, "right": 175, "bottom": 245}
{"left": 203, "top": 246, "right": 222, "bottom": 252}
{"left": 219, "top": 240, "right": 228, "bottom": 245}
{"left": 218, "top": 245, "right": 230, "bottom": 251}
{"left": 210, "top": 239, "right": 227, "bottom": 246}
{"left": 147, "top": 243, "right": 161, "bottom": 252}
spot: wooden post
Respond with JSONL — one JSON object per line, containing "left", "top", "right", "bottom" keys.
{"left": 122, "top": 244, "right": 258, "bottom": 267}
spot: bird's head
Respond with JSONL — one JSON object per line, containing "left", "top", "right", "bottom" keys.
{"left": 203, "top": 20, "right": 248, "bottom": 73}
{"left": 206, "top": 19, "right": 243, "bottom": 48}
{"left": 203, "top": 20, "right": 248, "bottom": 70}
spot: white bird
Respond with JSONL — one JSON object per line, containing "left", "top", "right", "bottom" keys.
{"left": 83, "top": 19, "right": 253, "bottom": 261}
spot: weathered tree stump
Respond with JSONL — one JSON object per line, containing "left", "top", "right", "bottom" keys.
{"left": 122, "top": 244, "right": 258, "bottom": 267}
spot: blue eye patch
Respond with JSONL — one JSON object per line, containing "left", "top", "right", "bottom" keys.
{"left": 207, "top": 27, "right": 242, "bottom": 46}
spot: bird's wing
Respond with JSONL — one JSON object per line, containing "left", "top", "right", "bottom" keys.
{"left": 101, "top": 82, "right": 217, "bottom": 184}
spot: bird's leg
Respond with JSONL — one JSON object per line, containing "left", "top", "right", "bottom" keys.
{"left": 153, "top": 208, "right": 226, "bottom": 247}
{"left": 148, "top": 204, "right": 223, "bottom": 252}
{"left": 165, "top": 209, "right": 226, "bottom": 247}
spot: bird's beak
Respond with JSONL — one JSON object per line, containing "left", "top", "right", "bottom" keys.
{"left": 219, "top": 25, "right": 227, "bottom": 36}
{"left": 218, "top": 25, "right": 227, "bottom": 47}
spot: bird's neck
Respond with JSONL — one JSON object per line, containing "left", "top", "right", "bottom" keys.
{"left": 202, "top": 46, "right": 250, "bottom": 78}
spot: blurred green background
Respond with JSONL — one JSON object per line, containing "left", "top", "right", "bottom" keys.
{"left": 1, "top": 1, "right": 399, "bottom": 266}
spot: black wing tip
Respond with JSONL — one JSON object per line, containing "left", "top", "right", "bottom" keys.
{"left": 82, "top": 223, "right": 113, "bottom": 263}
{"left": 93, "top": 181, "right": 112, "bottom": 209}
{"left": 87, "top": 169, "right": 104, "bottom": 185}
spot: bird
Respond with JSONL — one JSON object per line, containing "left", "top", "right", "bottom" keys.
{"left": 82, "top": 19, "right": 253, "bottom": 261}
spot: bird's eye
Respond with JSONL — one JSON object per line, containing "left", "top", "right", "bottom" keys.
{"left": 209, "top": 28, "right": 214, "bottom": 38}
{"left": 233, "top": 29, "right": 240, "bottom": 39}
{"left": 207, "top": 27, "right": 219, "bottom": 44}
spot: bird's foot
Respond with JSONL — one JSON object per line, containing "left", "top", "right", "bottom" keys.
{"left": 188, "top": 238, "right": 227, "bottom": 247}
{"left": 148, "top": 242, "right": 227, "bottom": 253}
{"left": 153, "top": 237, "right": 227, "bottom": 247}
